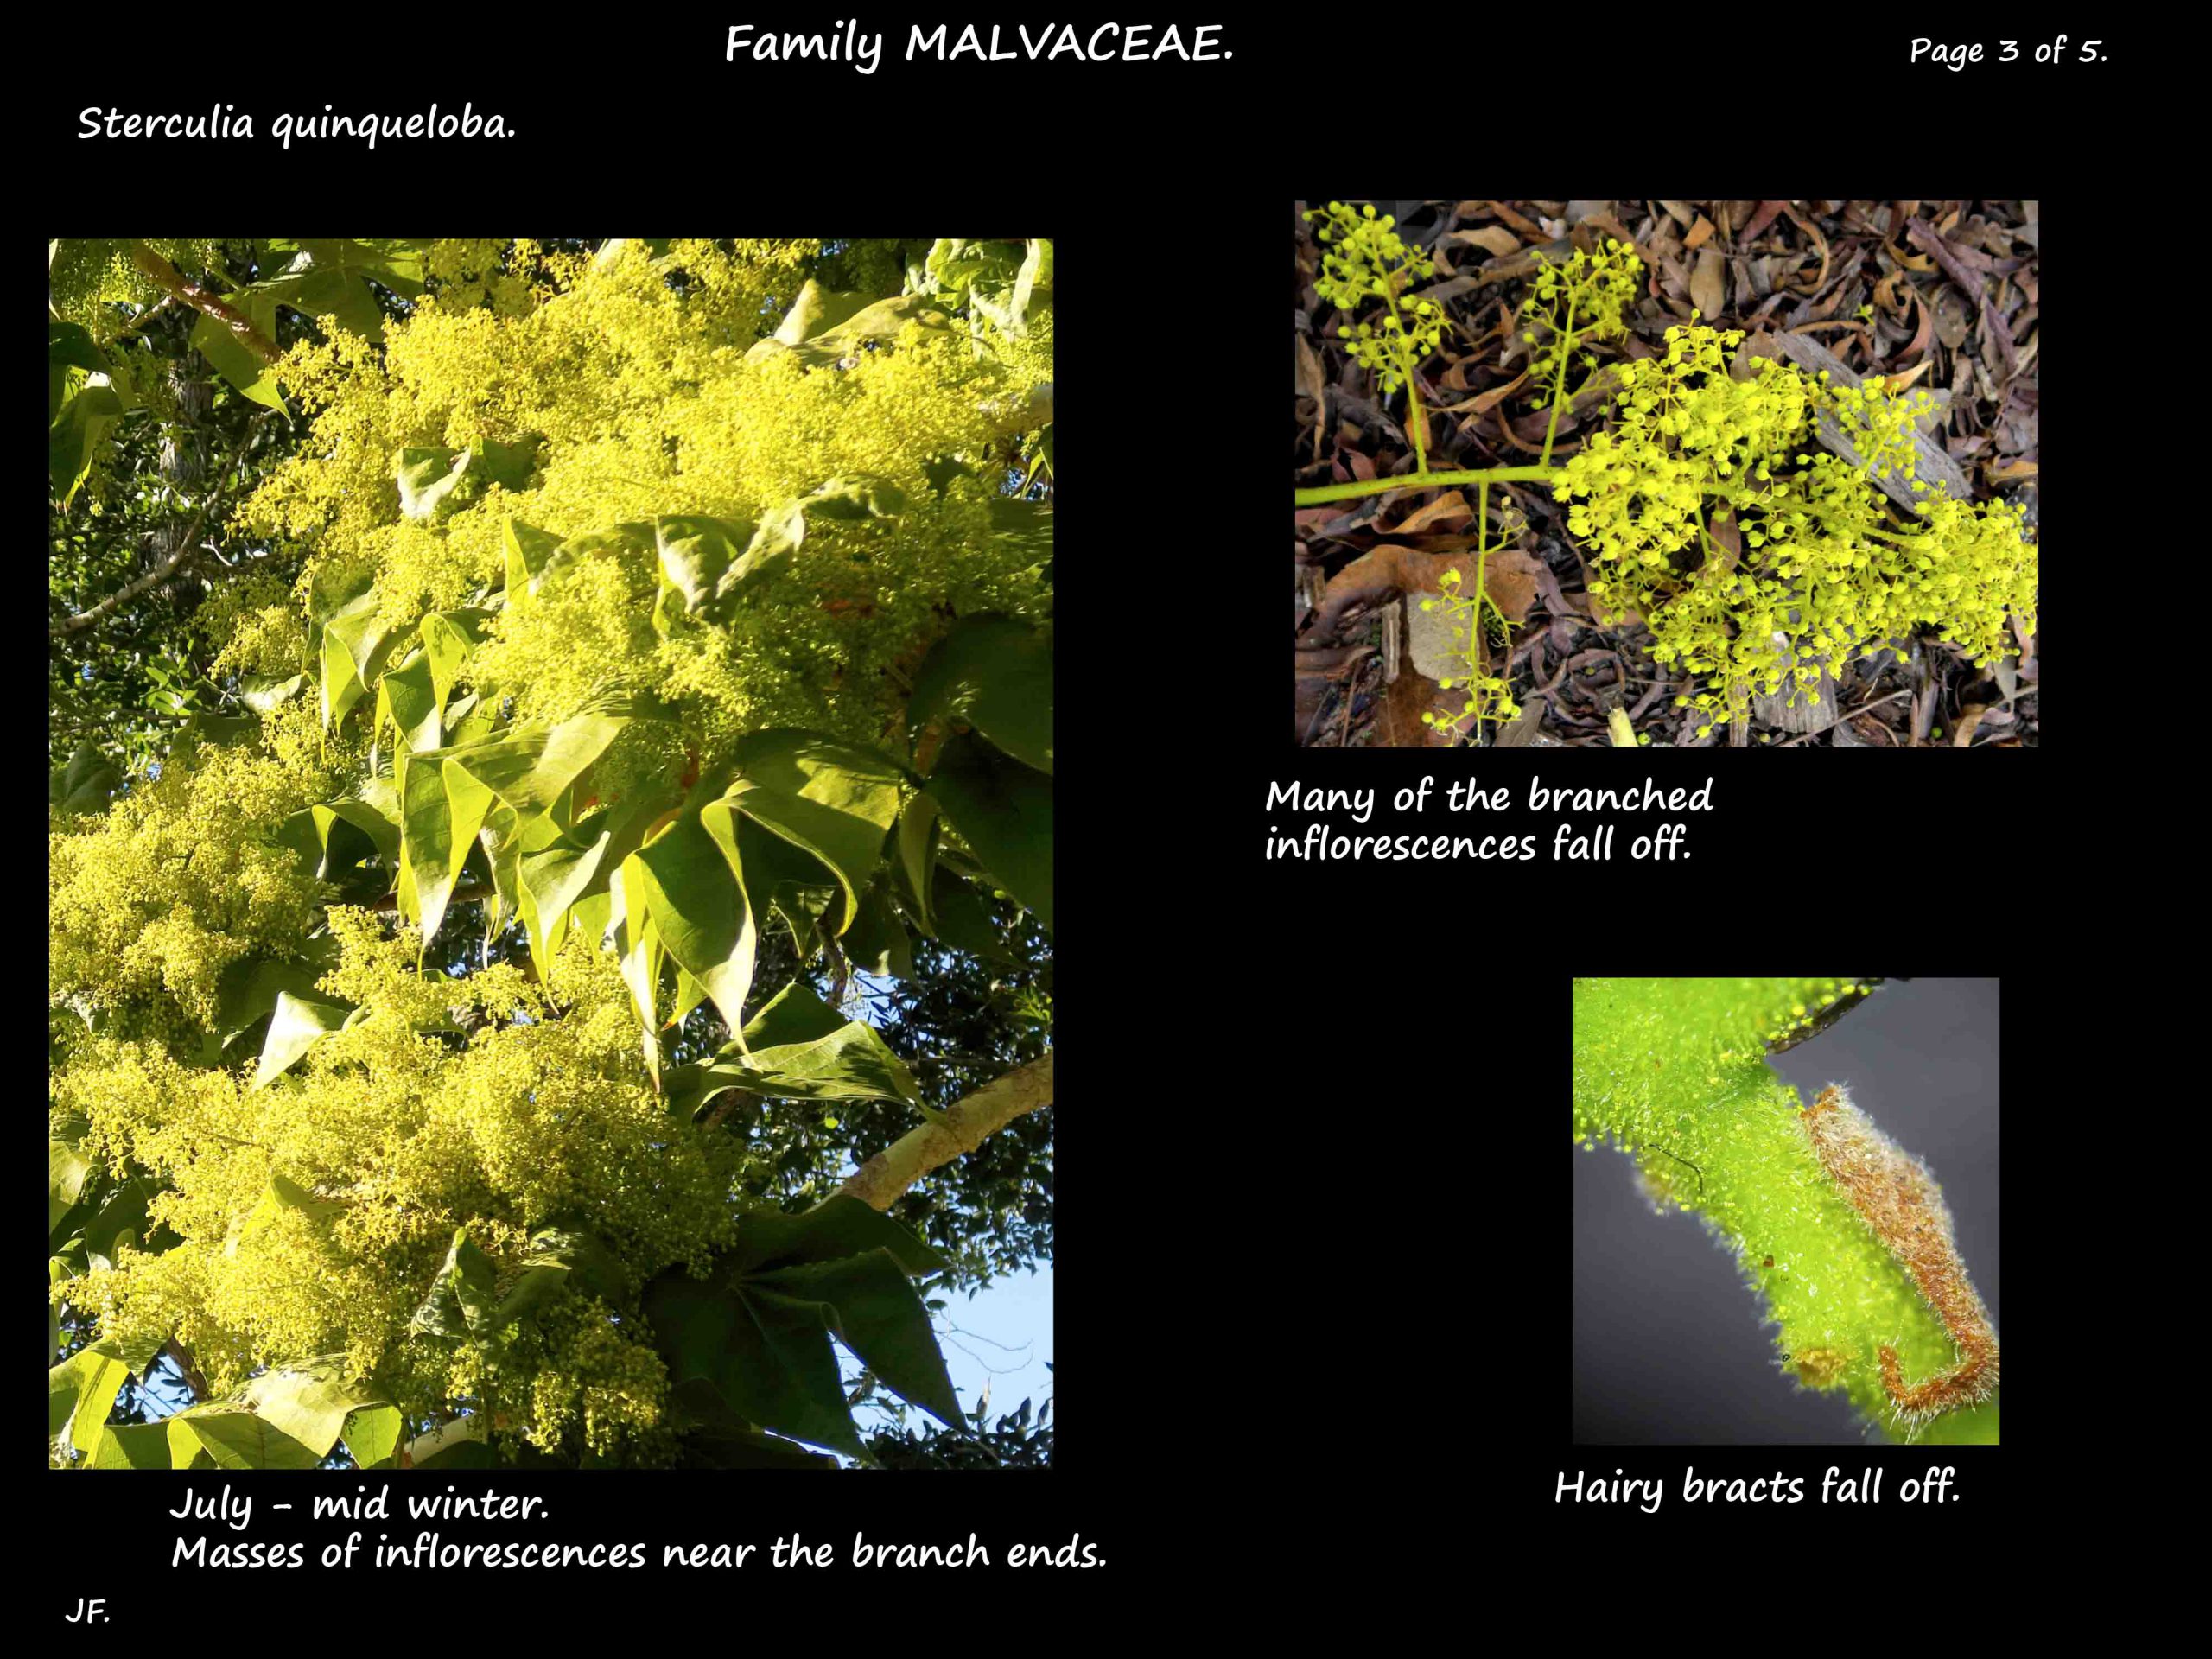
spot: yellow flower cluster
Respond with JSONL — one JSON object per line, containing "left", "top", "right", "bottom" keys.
{"left": 231, "top": 238, "right": 1049, "bottom": 752}
{"left": 49, "top": 709, "right": 336, "bottom": 1034}
{"left": 54, "top": 912, "right": 759, "bottom": 1445}
{"left": 1556, "top": 322, "right": 2037, "bottom": 727}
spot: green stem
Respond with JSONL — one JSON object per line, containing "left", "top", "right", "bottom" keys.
{"left": 1295, "top": 466, "right": 1559, "bottom": 508}
{"left": 1386, "top": 274, "right": 1431, "bottom": 477}
{"left": 1539, "top": 288, "right": 1581, "bottom": 469}
{"left": 1473, "top": 476, "right": 1492, "bottom": 711}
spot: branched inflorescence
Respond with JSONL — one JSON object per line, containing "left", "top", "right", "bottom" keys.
{"left": 1560, "top": 321, "right": 2037, "bottom": 733}
{"left": 1296, "top": 211, "right": 2039, "bottom": 742}
{"left": 1304, "top": 202, "right": 1443, "bottom": 468}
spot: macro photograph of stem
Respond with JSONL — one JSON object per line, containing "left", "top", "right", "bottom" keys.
{"left": 1572, "top": 978, "right": 1999, "bottom": 1446}
{"left": 1293, "top": 201, "right": 2039, "bottom": 747}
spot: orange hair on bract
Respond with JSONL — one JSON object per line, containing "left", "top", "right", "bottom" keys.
{"left": 1801, "top": 1084, "right": 1999, "bottom": 1424}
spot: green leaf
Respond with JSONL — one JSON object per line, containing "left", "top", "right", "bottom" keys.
{"left": 920, "top": 238, "right": 1026, "bottom": 307}
{"left": 374, "top": 647, "right": 443, "bottom": 753}
{"left": 985, "top": 495, "right": 1054, "bottom": 571}
{"left": 227, "top": 1170, "right": 349, "bottom": 1258}
{"left": 906, "top": 614, "right": 1053, "bottom": 774}
{"left": 397, "top": 438, "right": 538, "bottom": 520}
{"left": 799, "top": 474, "right": 907, "bottom": 520}
{"left": 723, "top": 729, "right": 907, "bottom": 932}
{"left": 659, "top": 1060, "right": 761, "bottom": 1127}
{"left": 167, "top": 1406, "right": 321, "bottom": 1470}
{"left": 696, "top": 980, "right": 922, "bottom": 1106}
{"left": 49, "top": 320, "right": 107, "bottom": 419}
{"left": 189, "top": 289, "right": 287, "bottom": 412}
{"left": 518, "top": 821, "right": 613, "bottom": 979}
{"left": 253, "top": 238, "right": 426, "bottom": 335}
{"left": 282, "top": 795, "right": 400, "bottom": 882}
{"left": 90, "top": 1422, "right": 176, "bottom": 1469}
{"left": 394, "top": 741, "right": 513, "bottom": 952}
{"left": 409, "top": 1228, "right": 499, "bottom": 1338}
{"left": 731, "top": 503, "right": 807, "bottom": 597}
{"left": 50, "top": 1338, "right": 131, "bottom": 1452}
{"left": 608, "top": 859, "right": 665, "bottom": 1081}
{"left": 728, "top": 1192, "right": 950, "bottom": 1278}
{"left": 251, "top": 991, "right": 354, "bottom": 1090}
{"left": 644, "top": 1269, "right": 865, "bottom": 1459}
{"left": 758, "top": 279, "right": 875, "bottom": 351}
{"left": 923, "top": 868, "right": 1020, "bottom": 963}
{"left": 396, "top": 448, "right": 469, "bottom": 518}
{"left": 750, "top": 289, "right": 956, "bottom": 370}
{"left": 238, "top": 671, "right": 308, "bottom": 714}
{"left": 240, "top": 1356, "right": 392, "bottom": 1458}
{"left": 502, "top": 517, "right": 564, "bottom": 607}
{"left": 890, "top": 791, "right": 939, "bottom": 934}
{"left": 48, "top": 1141, "right": 92, "bottom": 1231}
{"left": 83, "top": 1174, "right": 158, "bottom": 1267}
{"left": 753, "top": 1251, "right": 963, "bottom": 1428}
{"left": 410, "top": 1433, "right": 499, "bottom": 1470}
{"left": 654, "top": 507, "right": 824, "bottom": 611}
{"left": 842, "top": 879, "right": 914, "bottom": 977}
{"left": 320, "top": 590, "right": 391, "bottom": 731}
{"left": 925, "top": 730, "right": 1052, "bottom": 931}
{"left": 439, "top": 695, "right": 631, "bottom": 822}
{"left": 419, "top": 609, "right": 493, "bottom": 708}
{"left": 342, "top": 1403, "right": 405, "bottom": 1469}
{"left": 643, "top": 1197, "right": 957, "bottom": 1457}
{"left": 49, "top": 741, "right": 123, "bottom": 816}
{"left": 49, "top": 379, "right": 125, "bottom": 505}
{"left": 493, "top": 1227, "right": 626, "bottom": 1328}
{"left": 662, "top": 1380, "right": 836, "bottom": 1469}
{"left": 655, "top": 514, "right": 753, "bottom": 612}
{"left": 630, "top": 800, "right": 756, "bottom": 1039}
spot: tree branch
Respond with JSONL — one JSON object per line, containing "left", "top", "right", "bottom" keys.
{"left": 52, "top": 427, "right": 253, "bottom": 637}
{"left": 367, "top": 881, "right": 499, "bottom": 914}
{"left": 837, "top": 1053, "right": 1053, "bottom": 1211}
{"left": 162, "top": 1337, "right": 212, "bottom": 1404}
{"left": 129, "top": 241, "right": 282, "bottom": 365}
{"left": 399, "top": 1411, "right": 482, "bottom": 1470}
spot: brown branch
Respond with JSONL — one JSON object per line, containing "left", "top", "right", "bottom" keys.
{"left": 367, "top": 881, "right": 499, "bottom": 914}
{"left": 51, "top": 427, "right": 253, "bottom": 637}
{"left": 162, "top": 1338, "right": 212, "bottom": 1404}
{"left": 837, "top": 1052, "right": 1053, "bottom": 1211}
{"left": 129, "top": 241, "right": 282, "bottom": 365}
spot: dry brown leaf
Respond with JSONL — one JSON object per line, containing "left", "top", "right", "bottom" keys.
{"left": 1382, "top": 492, "right": 1474, "bottom": 535}
{"left": 1376, "top": 664, "right": 1456, "bottom": 747}
{"left": 1474, "top": 545, "right": 1543, "bottom": 624}
{"left": 1741, "top": 200, "right": 1790, "bottom": 242}
{"left": 1308, "top": 544, "right": 1434, "bottom": 637}
{"left": 1884, "top": 357, "right": 1936, "bottom": 392}
{"left": 1432, "top": 369, "right": 1531, "bottom": 416}
{"left": 1684, "top": 213, "right": 1715, "bottom": 251}
{"left": 1446, "top": 226, "right": 1522, "bottom": 257}
{"left": 1691, "top": 247, "right": 1726, "bottom": 321}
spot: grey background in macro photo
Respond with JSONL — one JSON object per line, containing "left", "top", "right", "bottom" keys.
{"left": 1569, "top": 977, "right": 2000, "bottom": 1445}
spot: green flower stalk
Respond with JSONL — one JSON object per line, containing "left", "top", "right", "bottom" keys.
{"left": 1303, "top": 202, "right": 1445, "bottom": 473}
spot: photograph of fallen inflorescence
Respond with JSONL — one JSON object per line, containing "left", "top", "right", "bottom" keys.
{"left": 1294, "top": 200, "right": 2037, "bottom": 748}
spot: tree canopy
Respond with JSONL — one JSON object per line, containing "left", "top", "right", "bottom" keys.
{"left": 49, "top": 237, "right": 1055, "bottom": 1471}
